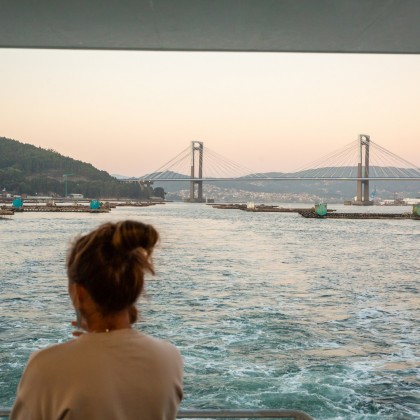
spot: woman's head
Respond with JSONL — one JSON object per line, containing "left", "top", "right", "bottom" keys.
{"left": 67, "top": 220, "right": 159, "bottom": 315}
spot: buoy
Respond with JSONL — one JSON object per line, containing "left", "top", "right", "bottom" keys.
{"left": 315, "top": 203, "right": 327, "bottom": 217}
{"left": 90, "top": 200, "right": 101, "bottom": 210}
{"left": 12, "top": 197, "right": 23, "bottom": 209}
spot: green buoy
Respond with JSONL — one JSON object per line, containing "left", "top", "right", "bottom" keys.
{"left": 90, "top": 200, "right": 101, "bottom": 210}
{"left": 315, "top": 203, "right": 327, "bottom": 217}
{"left": 12, "top": 198, "right": 23, "bottom": 209}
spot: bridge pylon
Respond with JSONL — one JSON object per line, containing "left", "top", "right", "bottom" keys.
{"left": 188, "top": 141, "right": 205, "bottom": 202}
{"left": 354, "top": 134, "right": 373, "bottom": 206}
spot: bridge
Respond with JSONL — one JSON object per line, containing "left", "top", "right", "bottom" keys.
{"left": 123, "top": 135, "right": 420, "bottom": 204}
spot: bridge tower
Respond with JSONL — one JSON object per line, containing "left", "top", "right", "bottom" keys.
{"left": 189, "top": 141, "right": 205, "bottom": 202}
{"left": 354, "top": 134, "right": 373, "bottom": 205}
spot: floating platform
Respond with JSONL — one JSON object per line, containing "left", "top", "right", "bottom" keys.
{"left": 0, "top": 208, "right": 14, "bottom": 218}
{"left": 12, "top": 206, "right": 110, "bottom": 213}
{"left": 211, "top": 203, "right": 419, "bottom": 220}
{"left": 115, "top": 201, "right": 162, "bottom": 207}
{"left": 241, "top": 206, "right": 332, "bottom": 213}
{"left": 212, "top": 204, "right": 335, "bottom": 213}
{"left": 298, "top": 210, "right": 418, "bottom": 220}
{"left": 211, "top": 203, "right": 247, "bottom": 210}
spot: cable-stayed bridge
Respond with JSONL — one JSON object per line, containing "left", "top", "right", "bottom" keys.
{"left": 124, "top": 135, "right": 420, "bottom": 204}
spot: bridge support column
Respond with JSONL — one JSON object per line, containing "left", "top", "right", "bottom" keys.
{"left": 355, "top": 134, "right": 373, "bottom": 206}
{"left": 189, "top": 141, "right": 204, "bottom": 203}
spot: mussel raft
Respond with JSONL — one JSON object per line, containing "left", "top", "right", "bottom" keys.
{"left": 297, "top": 209, "right": 418, "bottom": 220}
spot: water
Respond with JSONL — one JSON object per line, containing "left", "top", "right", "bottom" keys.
{"left": 1, "top": 203, "right": 419, "bottom": 419}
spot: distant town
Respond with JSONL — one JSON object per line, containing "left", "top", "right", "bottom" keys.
{"left": 164, "top": 184, "right": 419, "bottom": 205}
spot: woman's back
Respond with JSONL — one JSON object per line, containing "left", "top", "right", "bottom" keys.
{"left": 11, "top": 329, "right": 183, "bottom": 420}
{"left": 11, "top": 221, "right": 183, "bottom": 420}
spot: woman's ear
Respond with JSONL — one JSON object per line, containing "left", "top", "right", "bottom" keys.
{"left": 75, "top": 284, "right": 88, "bottom": 305}
{"left": 68, "top": 281, "right": 78, "bottom": 307}
{"left": 68, "top": 282, "right": 87, "bottom": 309}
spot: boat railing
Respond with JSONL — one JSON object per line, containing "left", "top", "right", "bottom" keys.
{"left": 177, "top": 409, "right": 314, "bottom": 419}
{"left": 0, "top": 407, "right": 314, "bottom": 419}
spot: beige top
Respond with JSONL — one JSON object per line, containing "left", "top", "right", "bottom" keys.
{"left": 11, "top": 329, "right": 183, "bottom": 420}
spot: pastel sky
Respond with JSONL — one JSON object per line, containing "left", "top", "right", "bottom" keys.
{"left": 1, "top": 49, "right": 419, "bottom": 176}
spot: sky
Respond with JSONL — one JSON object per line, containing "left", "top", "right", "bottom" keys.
{"left": 1, "top": 49, "right": 420, "bottom": 177}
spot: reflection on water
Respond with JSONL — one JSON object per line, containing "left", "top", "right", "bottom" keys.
{"left": 0, "top": 203, "right": 419, "bottom": 419}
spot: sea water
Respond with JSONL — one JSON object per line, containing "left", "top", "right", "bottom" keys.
{"left": 0, "top": 203, "right": 419, "bottom": 419}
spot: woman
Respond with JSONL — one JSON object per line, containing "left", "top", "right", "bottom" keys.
{"left": 11, "top": 220, "right": 183, "bottom": 420}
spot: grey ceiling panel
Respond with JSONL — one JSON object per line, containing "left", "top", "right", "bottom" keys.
{"left": 0, "top": 0, "right": 419, "bottom": 53}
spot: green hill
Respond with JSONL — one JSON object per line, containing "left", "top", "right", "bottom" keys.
{"left": 0, "top": 136, "right": 151, "bottom": 199}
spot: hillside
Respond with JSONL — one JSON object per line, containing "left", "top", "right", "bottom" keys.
{"left": 0, "top": 137, "right": 150, "bottom": 199}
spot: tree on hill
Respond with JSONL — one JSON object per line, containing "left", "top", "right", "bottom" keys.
{"left": 0, "top": 136, "right": 157, "bottom": 199}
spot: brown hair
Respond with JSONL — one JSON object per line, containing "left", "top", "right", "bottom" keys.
{"left": 67, "top": 220, "right": 159, "bottom": 314}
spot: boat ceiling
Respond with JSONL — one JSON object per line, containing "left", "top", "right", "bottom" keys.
{"left": 0, "top": 0, "right": 419, "bottom": 54}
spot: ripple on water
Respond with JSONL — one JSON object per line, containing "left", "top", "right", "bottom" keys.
{"left": 1, "top": 205, "right": 419, "bottom": 419}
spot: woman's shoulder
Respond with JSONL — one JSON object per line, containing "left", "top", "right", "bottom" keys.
{"left": 33, "top": 337, "right": 76, "bottom": 355}
{"left": 27, "top": 329, "right": 182, "bottom": 368}
{"left": 18, "top": 338, "right": 83, "bottom": 383}
{"left": 131, "top": 330, "right": 182, "bottom": 356}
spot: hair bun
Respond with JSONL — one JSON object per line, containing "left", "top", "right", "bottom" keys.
{"left": 112, "top": 220, "right": 158, "bottom": 254}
